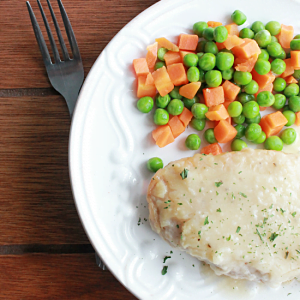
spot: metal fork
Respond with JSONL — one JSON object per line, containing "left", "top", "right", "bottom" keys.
{"left": 26, "top": 0, "right": 106, "bottom": 270}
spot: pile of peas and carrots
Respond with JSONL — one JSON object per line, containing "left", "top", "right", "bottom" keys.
{"left": 132, "top": 10, "right": 300, "bottom": 173}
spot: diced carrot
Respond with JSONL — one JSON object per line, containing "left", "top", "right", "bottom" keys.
{"left": 214, "top": 120, "right": 237, "bottom": 143}
{"left": 216, "top": 42, "right": 226, "bottom": 50}
{"left": 205, "top": 104, "right": 229, "bottom": 121}
{"left": 254, "top": 83, "right": 273, "bottom": 97}
{"left": 251, "top": 69, "right": 276, "bottom": 88}
{"left": 225, "top": 23, "right": 239, "bottom": 36}
{"left": 291, "top": 51, "right": 300, "bottom": 69}
{"left": 164, "top": 51, "right": 182, "bottom": 66}
{"left": 146, "top": 42, "right": 158, "bottom": 69}
{"left": 168, "top": 116, "right": 185, "bottom": 138}
{"left": 179, "top": 51, "right": 195, "bottom": 60}
{"left": 222, "top": 80, "right": 241, "bottom": 102}
{"left": 152, "top": 125, "right": 175, "bottom": 148}
{"left": 167, "top": 63, "right": 189, "bottom": 86}
{"left": 235, "top": 54, "right": 258, "bottom": 72}
{"left": 137, "top": 75, "right": 156, "bottom": 98}
{"left": 179, "top": 82, "right": 201, "bottom": 99}
{"left": 223, "top": 100, "right": 231, "bottom": 110}
{"left": 278, "top": 24, "right": 294, "bottom": 49}
{"left": 145, "top": 73, "right": 154, "bottom": 85}
{"left": 231, "top": 38, "right": 261, "bottom": 59}
{"left": 215, "top": 117, "right": 231, "bottom": 127}
{"left": 203, "top": 86, "right": 225, "bottom": 107}
{"left": 152, "top": 66, "right": 174, "bottom": 96}
{"left": 207, "top": 21, "right": 222, "bottom": 28}
{"left": 223, "top": 35, "right": 245, "bottom": 50}
{"left": 280, "top": 58, "right": 294, "bottom": 78}
{"left": 155, "top": 37, "right": 179, "bottom": 52}
{"left": 259, "top": 111, "right": 288, "bottom": 138}
{"left": 200, "top": 143, "right": 223, "bottom": 155}
{"left": 260, "top": 116, "right": 282, "bottom": 137}
{"left": 178, "top": 34, "right": 199, "bottom": 51}
{"left": 295, "top": 112, "right": 300, "bottom": 126}
{"left": 178, "top": 107, "right": 193, "bottom": 127}
{"left": 285, "top": 76, "right": 298, "bottom": 84}
{"left": 133, "top": 58, "right": 149, "bottom": 76}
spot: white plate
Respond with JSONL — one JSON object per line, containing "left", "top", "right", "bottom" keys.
{"left": 69, "top": 0, "right": 300, "bottom": 299}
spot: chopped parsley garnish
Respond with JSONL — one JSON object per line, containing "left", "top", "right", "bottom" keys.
{"left": 190, "top": 199, "right": 192, "bottom": 203}
{"left": 226, "top": 235, "right": 231, "bottom": 241}
{"left": 292, "top": 212, "right": 297, "bottom": 217}
{"left": 161, "top": 266, "right": 168, "bottom": 275}
{"left": 269, "top": 232, "right": 279, "bottom": 242}
{"left": 177, "top": 203, "right": 183, "bottom": 205}
{"left": 274, "top": 187, "right": 277, "bottom": 192}
{"left": 216, "top": 208, "right": 221, "bottom": 212}
{"left": 280, "top": 208, "right": 286, "bottom": 213}
{"left": 199, "top": 188, "right": 202, "bottom": 192}
{"left": 176, "top": 225, "right": 179, "bottom": 228}
{"left": 198, "top": 231, "right": 201, "bottom": 237}
{"left": 180, "top": 168, "right": 188, "bottom": 180}
{"left": 163, "top": 256, "right": 171, "bottom": 263}
{"left": 256, "top": 229, "right": 264, "bottom": 243}
{"left": 285, "top": 251, "right": 289, "bottom": 259}
{"left": 262, "top": 186, "right": 266, "bottom": 190}
{"left": 216, "top": 191, "right": 219, "bottom": 196}
{"left": 263, "top": 217, "right": 268, "bottom": 224}
{"left": 204, "top": 216, "right": 209, "bottom": 225}
{"left": 214, "top": 163, "right": 218, "bottom": 165}
{"left": 236, "top": 226, "right": 241, "bottom": 233}
{"left": 269, "top": 204, "right": 273, "bottom": 209}
{"left": 296, "top": 250, "right": 300, "bottom": 254}
{"left": 239, "top": 192, "right": 247, "bottom": 198}
{"left": 215, "top": 181, "right": 223, "bottom": 187}
{"left": 238, "top": 171, "right": 242, "bottom": 174}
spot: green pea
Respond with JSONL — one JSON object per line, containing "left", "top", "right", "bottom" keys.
{"left": 185, "top": 134, "right": 201, "bottom": 150}
{"left": 169, "top": 87, "right": 182, "bottom": 99}
{"left": 258, "top": 49, "right": 269, "bottom": 60}
{"left": 191, "top": 103, "right": 208, "bottom": 119}
{"left": 156, "top": 94, "right": 171, "bottom": 108}
{"left": 203, "top": 27, "right": 215, "bottom": 41}
{"left": 265, "top": 21, "right": 281, "bottom": 36}
{"left": 147, "top": 157, "right": 163, "bottom": 172}
{"left": 213, "top": 26, "right": 228, "bottom": 43}
{"left": 199, "top": 69, "right": 206, "bottom": 82}
{"left": 245, "top": 114, "right": 261, "bottom": 124}
{"left": 197, "top": 41, "right": 207, "bottom": 52}
{"left": 235, "top": 124, "right": 246, "bottom": 138}
{"left": 293, "top": 69, "right": 300, "bottom": 80}
{"left": 231, "top": 10, "right": 247, "bottom": 25}
{"left": 290, "top": 39, "right": 300, "bottom": 50}
{"left": 289, "top": 96, "right": 300, "bottom": 112}
{"left": 271, "top": 59, "right": 286, "bottom": 75}
{"left": 242, "top": 101, "right": 260, "bottom": 118}
{"left": 280, "top": 128, "right": 297, "bottom": 145}
{"left": 221, "top": 68, "right": 234, "bottom": 80}
{"left": 193, "top": 21, "right": 208, "bottom": 37}
{"left": 271, "top": 36, "right": 278, "bottom": 43}
{"left": 205, "top": 70, "right": 222, "bottom": 87}
{"left": 284, "top": 83, "right": 300, "bottom": 98}
{"left": 153, "top": 108, "right": 169, "bottom": 125}
{"left": 272, "top": 94, "right": 286, "bottom": 110}
{"left": 137, "top": 96, "right": 154, "bottom": 113}
{"left": 233, "top": 114, "right": 246, "bottom": 125}
{"left": 255, "top": 30, "right": 271, "bottom": 48}
{"left": 187, "top": 67, "right": 200, "bottom": 82}
{"left": 199, "top": 53, "right": 216, "bottom": 71}
{"left": 253, "top": 131, "right": 266, "bottom": 144}
{"left": 256, "top": 91, "right": 275, "bottom": 107}
{"left": 234, "top": 71, "right": 252, "bottom": 85}
{"left": 228, "top": 101, "right": 243, "bottom": 117}
{"left": 204, "top": 41, "right": 219, "bottom": 55}
{"left": 238, "top": 93, "right": 255, "bottom": 105}
{"left": 204, "top": 128, "right": 217, "bottom": 144}
{"left": 183, "top": 53, "right": 199, "bottom": 67}
{"left": 197, "top": 52, "right": 204, "bottom": 59}
{"left": 294, "top": 34, "right": 300, "bottom": 40}
{"left": 154, "top": 61, "right": 165, "bottom": 70}
{"left": 157, "top": 48, "right": 168, "bottom": 61}
{"left": 251, "top": 21, "right": 265, "bottom": 34}
{"left": 266, "top": 42, "right": 282, "bottom": 57}
{"left": 239, "top": 28, "right": 254, "bottom": 39}
{"left": 245, "top": 123, "right": 262, "bottom": 141}
{"left": 254, "top": 59, "right": 271, "bottom": 75}
{"left": 273, "top": 78, "right": 287, "bottom": 92}
{"left": 283, "top": 110, "right": 296, "bottom": 126}
{"left": 190, "top": 118, "right": 206, "bottom": 131}
{"left": 220, "top": 48, "right": 232, "bottom": 54}
{"left": 183, "top": 96, "right": 199, "bottom": 110}
{"left": 231, "top": 138, "right": 248, "bottom": 151}
{"left": 167, "top": 99, "right": 184, "bottom": 116}
{"left": 244, "top": 80, "right": 259, "bottom": 95}
{"left": 216, "top": 52, "right": 234, "bottom": 71}
{"left": 277, "top": 50, "right": 286, "bottom": 60}
{"left": 264, "top": 136, "right": 283, "bottom": 151}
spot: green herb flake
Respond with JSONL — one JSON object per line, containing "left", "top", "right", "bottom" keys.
{"left": 269, "top": 204, "right": 273, "bottom": 209}
{"left": 161, "top": 266, "right": 168, "bottom": 275}
{"left": 236, "top": 226, "right": 241, "bottom": 233}
{"left": 285, "top": 251, "right": 289, "bottom": 259}
{"left": 256, "top": 229, "right": 264, "bottom": 243}
{"left": 269, "top": 232, "right": 279, "bottom": 242}
{"left": 216, "top": 208, "right": 221, "bottom": 212}
{"left": 198, "top": 231, "right": 201, "bottom": 237}
{"left": 292, "top": 212, "right": 297, "bottom": 218}
{"left": 280, "top": 208, "right": 286, "bottom": 213}
{"left": 204, "top": 216, "right": 209, "bottom": 225}
{"left": 176, "top": 225, "right": 179, "bottom": 228}
{"left": 274, "top": 187, "right": 277, "bottom": 192}
{"left": 296, "top": 250, "right": 300, "bottom": 254}
{"left": 239, "top": 192, "right": 247, "bottom": 198}
{"left": 226, "top": 235, "right": 231, "bottom": 241}
{"left": 180, "top": 168, "right": 188, "bottom": 180}
{"left": 215, "top": 181, "right": 223, "bottom": 188}
{"left": 199, "top": 188, "right": 202, "bottom": 193}
{"left": 238, "top": 171, "right": 242, "bottom": 174}
{"left": 214, "top": 163, "right": 218, "bottom": 165}
{"left": 177, "top": 203, "right": 183, "bottom": 205}
{"left": 262, "top": 186, "right": 266, "bottom": 190}
{"left": 216, "top": 191, "right": 219, "bottom": 196}
{"left": 163, "top": 256, "right": 171, "bottom": 263}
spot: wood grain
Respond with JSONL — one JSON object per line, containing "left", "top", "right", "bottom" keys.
{"left": 0, "top": 0, "right": 158, "bottom": 89}
{"left": 0, "top": 253, "right": 137, "bottom": 299}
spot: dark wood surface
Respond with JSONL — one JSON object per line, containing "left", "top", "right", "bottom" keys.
{"left": 0, "top": 0, "right": 157, "bottom": 298}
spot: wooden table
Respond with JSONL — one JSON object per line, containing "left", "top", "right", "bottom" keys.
{"left": 0, "top": 0, "right": 157, "bottom": 298}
